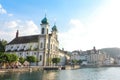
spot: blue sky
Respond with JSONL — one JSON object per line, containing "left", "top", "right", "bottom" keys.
{"left": 1, "top": 0, "right": 120, "bottom": 51}
{"left": 0, "top": 0, "right": 103, "bottom": 30}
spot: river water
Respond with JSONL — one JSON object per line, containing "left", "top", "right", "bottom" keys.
{"left": 0, "top": 67, "right": 120, "bottom": 80}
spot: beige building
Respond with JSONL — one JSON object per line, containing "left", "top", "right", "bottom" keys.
{"left": 5, "top": 16, "right": 69, "bottom": 66}
{"left": 70, "top": 47, "right": 108, "bottom": 66}
{"left": 87, "top": 47, "right": 107, "bottom": 65}
{"left": 71, "top": 50, "right": 80, "bottom": 61}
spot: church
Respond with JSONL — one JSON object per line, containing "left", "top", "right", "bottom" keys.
{"left": 5, "top": 16, "right": 70, "bottom": 66}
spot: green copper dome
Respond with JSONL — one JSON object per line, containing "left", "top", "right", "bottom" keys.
{"left": 41, "top": 17, "right": 49, "bottom": 24}
{"left": 52, "top": 24, "right": 57, "bottom": 32}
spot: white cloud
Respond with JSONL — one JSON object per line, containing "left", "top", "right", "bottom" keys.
{"left": 8, "top": 13, "right": 13, "bottom": 17}
{"left": 87, "top": 0, "right": 120, "bottom": 49}
{"left": 0, "top": 20, "right": 39, "bottom": 42}
{"left": 59, "top": 0, "right": 120, "bottom": 51}
{"left": 19, "top": 20, "right": 39, "bottom": 36}
{"left": 59, "top": 19, "right": 88, "bottom": 51}
{"left": 1, "top": 0, "right": 120, "bottom": 51}
{"left": 0, "top": 4, "right": 13, "bottom": 16}
{"left": 0, "top": 4, "right": 7, "bottom": 14}
{"left": 0, "top": 4, "right": 40, "bottom": 44}
{"left": 4, "top": 21, "right": 18, "bottom": 28}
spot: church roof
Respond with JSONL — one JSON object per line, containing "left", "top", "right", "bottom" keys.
{"left": 52, "top": 24, "right": 57, "bottom": 32}
{"left": 41, "top": 16, "right": 49, "bottom": 24}
{"left": 8, "top": 35, "right": 40, "bottom": 45}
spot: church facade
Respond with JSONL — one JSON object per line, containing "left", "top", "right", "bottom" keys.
{"left": 5, "top": 16, "right": 69, "bottom": 66}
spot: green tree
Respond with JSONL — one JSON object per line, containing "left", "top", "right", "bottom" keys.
{"left": 26, "top": 56, "right": 36, "bottom": 63}
{"left": 19, "top": 57, "right": 25, "bottom": 64}
{"left": 77, "top": 59, "right": 82, "bottom": 65}
{"left": 5, "top": 53, "right": 18, "bottom": 64}
{"left": 0, "top": 53, "right": 18, "bottom": 68}
{"left": 72, "top": 59, "right": 77, "bottom": 64}
{"left": 52, "top": 58, "right": 60, "bottom": 66}
{"left": 0, "top": 39, "right": 7, "bottom": 52}
{"left": 0, "top": 52, "right": 5, "bottom": 63}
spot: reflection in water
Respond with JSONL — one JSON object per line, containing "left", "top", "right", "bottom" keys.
{"left": 42, "top": 70, "right": 58, "bottom": 80}
{"left": 0, "top": 67, "right": 120, "bottom": 80}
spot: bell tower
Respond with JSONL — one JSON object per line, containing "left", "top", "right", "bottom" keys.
{"left": 40, "top": 15, "right": 50, "bottom": 66}
{"left": 40, "top": 16, "right": 49, "bottom": 35}
{"left": 52, "top": 24, "right": 58, "bottom": 40}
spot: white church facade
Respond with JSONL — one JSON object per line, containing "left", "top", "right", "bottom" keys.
{"left": 5, "top": 16, "right": 70, "bottom": 66}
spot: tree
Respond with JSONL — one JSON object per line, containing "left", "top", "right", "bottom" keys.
{"left": 0, "top": 53, "right": 18, "bottom": 68}
{"left": 52, "top": 58, "right": 60, "bottom": 66}
{"left": 0, "top": 39, "right": 7, "bottom": 52}
{"left": 26, "top": 56, "right": 36, "bottom": 63}
{"left": 5, "top": 53, "right": 18, "bottom": 64}
{"left": 77, "top": 59, "right": 82, "bottom": 65}
{"left": 19, "top": 57, "right": 25, "bottom": 64}
{"left": 0, "top": 52, "right": 5, "bottom": 63}
{"left": 72, "top": 59, "right": 77, "bottom": 64}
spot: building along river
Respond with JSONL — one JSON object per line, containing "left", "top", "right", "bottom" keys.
{"left": 0, "top": 67, "right": 120, "bottom": 80}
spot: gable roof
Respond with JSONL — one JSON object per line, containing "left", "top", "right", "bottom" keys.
{"left": 8, "top": 35, "right": 40, "bottom": 45}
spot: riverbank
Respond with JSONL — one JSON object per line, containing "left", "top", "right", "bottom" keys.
{"left": 0, "top": 66, "right": 42, "bottom": 73}
{"left": 1, "top": 67, "right": 120, "bottom": 80}
{"left": 0, "top": 65, "right": 80, "bottom": 73}
{"left": 43, "top": 65, "right": 80, "bottom": 70}
{"left": 81, "top": 64, "right": 120, "bottom": 68}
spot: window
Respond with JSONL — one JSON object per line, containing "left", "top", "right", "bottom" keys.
{"left": 40, "top": 42, "right": 43, "bottom": 48}
{"left": 47, "top": 43, "right": 49, "bottom": 49}
{"left": 11, "top": 46, "right": 13, "bottom": 49}
{"left": 47, "top": 29, "right": 48, "bottom": 34}
{"left": 51, "top": 44, "right": 52, "bottom": 49}
{"left": 56, "top": 46, "right": 58, "bottom": 51}
{"left": 42, "top": 28, "right": 44, "bottom": 34}
{"left": 40, "top": 55, "right": 42, "bottom": 61}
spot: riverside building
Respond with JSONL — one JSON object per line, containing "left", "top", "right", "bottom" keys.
{"left": 5, "top": 16, "right": 70, "bottom": 66}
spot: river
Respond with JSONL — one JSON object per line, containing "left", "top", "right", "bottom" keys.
{"left": 0, "top": 67, "right": 120, "bottom": 80}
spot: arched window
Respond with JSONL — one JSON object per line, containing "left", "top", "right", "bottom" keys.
{"left": 40, "top": 55, "right": 42, "bottom": 61}
{"left": 42, "top": 28, "right": 44, "bottom": 34}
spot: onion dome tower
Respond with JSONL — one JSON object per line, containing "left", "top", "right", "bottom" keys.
{"left": 40, "top": 16, "right": 49, "bottom": 35}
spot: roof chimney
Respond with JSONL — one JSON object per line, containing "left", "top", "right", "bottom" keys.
{"left": 93, "top": 46, "right": 96, "bottom": 53}
{"left": 16, "top": 30, "right": 19, "bottom": 38}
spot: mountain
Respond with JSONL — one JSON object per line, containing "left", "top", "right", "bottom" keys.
{"left": 99, "top": 47, "right": 120, "bottom": 57}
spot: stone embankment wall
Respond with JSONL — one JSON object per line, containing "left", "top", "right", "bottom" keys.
{"left": 81, "top": 64, "right": 120, "bottom": 68}
{"left": 0, "top": 66, "right": 43, "bottom": 73}
{"left": 0, "top": 65, "right": 81, "bottom": 73}
{"left": 65, "top": 65, "right": 80, "bottom": 70}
